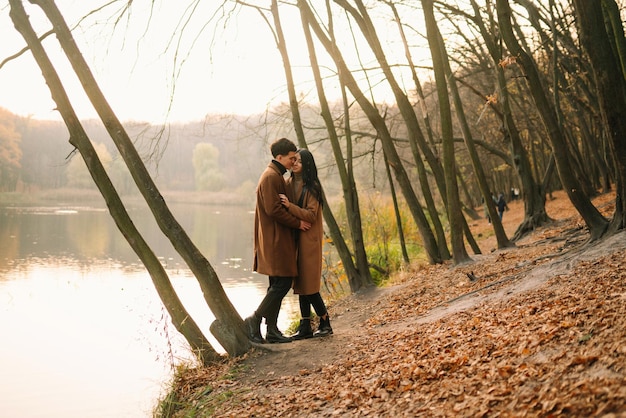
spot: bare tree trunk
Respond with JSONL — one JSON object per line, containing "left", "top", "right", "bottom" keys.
{"left": 9, "top": 0, "right": 221, "bottom": 364}
{"left": 572, "top": 0, "right": 626, "bottom": 231}
{"left": 519, "top": 0, "right": 615, "bottom": 200}
{"left": 388, "top": 1, "right": 450, "bottom": 260}
{"left": 271, "top": 0, "right": 373, "bottom": 291}
{"left": 496, "top": 0, "right": 609, "bottom": 240}
{"left": 384, "top": 151, "right": 410, "bottom": 265}
{"left": 298, "top": 0, "right": 442, "bottom": 264}
{"left": 335, "top": 0, "right": 451, "bottom": 259}
{"left": 470, "top": 0, "right": 548, "bottom": 240}
{"left": 422, "top": 0, "right": 471, "bottom": 264}
{"left": 326, "top": 6, "right": 375, "bottom": 289}
{"left": 602, "top": 0, "right": 626, "bottom": 78}
{"left": 30, "top": 0, "right": 249, "bottom": 356}
{"left": 436, "top": 0, "right": 514, "bottom": 251}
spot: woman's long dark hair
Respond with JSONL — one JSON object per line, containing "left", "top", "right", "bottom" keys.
{"left": 297, "top": 149, "right": 323, "bottom": 207}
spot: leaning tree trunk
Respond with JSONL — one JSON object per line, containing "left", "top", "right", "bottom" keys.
{"left": 336, "top": 0, "right": 453, "bottom": 260}
{"left": 496, "top": 0, "right": 609, "bottom": 240}
{"left": 334, "top": 0, "right": 446, "bottom": 191}
{"left": 437, "top": 0, "right": 514, "bottom": 251}
{"left": 272, "top": 0, "right": 373, "bottom": 291}
{"left": 470, "top": 0, "right": 548, "bottom": 240}
{"left": 352, "top": 0, "right": 480, "bottom": 258}
{"left": 298, "top": 0, "right": 442, "bottom": 264}
{"left": 31, "top": 0, "right": 249, "bottom": 356}
{"left": 9, "top": 0, "right": 220, "bottom": 364}
{"left": 573, "top": 0, "right": 626, "bottom": 232}
{"left": 388, "top": 1, "right": 450, "bottom": 259}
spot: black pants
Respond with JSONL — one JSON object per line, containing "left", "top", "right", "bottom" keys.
{"left": 299, "top": 292, "right": 328, "bottom": 318}
{"left": 255, "top": 276, "right": 293, "bottom": 328}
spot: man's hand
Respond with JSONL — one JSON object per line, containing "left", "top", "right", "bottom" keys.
{"left": 299, "top": 220, "right": 311, "bottom": 231}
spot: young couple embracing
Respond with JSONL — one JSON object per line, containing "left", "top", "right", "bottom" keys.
{"left": 245, "top": 138, "right": 332, "bottom": 344}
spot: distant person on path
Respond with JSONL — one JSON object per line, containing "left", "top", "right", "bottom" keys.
{"left": 245, "top": 138, "right": 311, "bottom": 344}
{"left": 497, "top": 193, "right": 509, "bottom": 220}
{"left": 280, "top": 149, "right": 333, "bottom": 339}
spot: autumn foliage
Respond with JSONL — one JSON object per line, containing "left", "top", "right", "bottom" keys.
{"left": 159, "top": 192, "right": 626, "bottom": 417}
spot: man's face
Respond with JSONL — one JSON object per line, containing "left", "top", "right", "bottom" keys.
{"left": 277, "top": 151, "right": 297, "bottom": 169}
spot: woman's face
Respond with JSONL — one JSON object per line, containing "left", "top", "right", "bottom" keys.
{"left": 292, "top": 153, "right": 302, "bottom": 174}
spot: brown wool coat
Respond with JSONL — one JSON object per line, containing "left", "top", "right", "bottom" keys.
{"left": 286, "top": 177, "right": 323, "bottom": 295}
{"left": 253, "top": 162, "right": 301, "bottom": 277}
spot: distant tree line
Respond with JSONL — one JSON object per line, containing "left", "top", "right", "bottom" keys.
{"left": 0, "top": 111, "right": 274, "bottom": 194}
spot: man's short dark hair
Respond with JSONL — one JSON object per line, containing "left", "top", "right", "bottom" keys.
{"left": 271, "top": 137, "right": 297, "bottom": 158}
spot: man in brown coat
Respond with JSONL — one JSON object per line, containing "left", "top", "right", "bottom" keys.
{"left": 245, "top": 138, "right": 311, "bottom": 344}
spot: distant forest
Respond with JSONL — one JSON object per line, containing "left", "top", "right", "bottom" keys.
{"left": 1, "top": 105, "right": 424, "bottom": 206}
{"left": 1, "top": 109, "right": 288, "bottom": 198}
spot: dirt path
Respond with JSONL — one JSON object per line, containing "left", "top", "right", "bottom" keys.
{"left": 166, "top": 191, "right": 625, "bottom": 417}
{"left": 238, "top": 228, "right": 626, "bottom": 390}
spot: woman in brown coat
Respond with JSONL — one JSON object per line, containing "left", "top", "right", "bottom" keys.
{"left": 280, "top": 149, "right": 333, "bottom": 339}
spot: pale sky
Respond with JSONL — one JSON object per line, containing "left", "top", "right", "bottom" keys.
{"left": 0, "top": 1, "right": 308, "bottom": 123}
{"left": 0, "top": 1, "right": 430, "bottom": 124}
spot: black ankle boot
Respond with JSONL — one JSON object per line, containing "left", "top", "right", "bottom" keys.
{"left": 244, "top": 314, "right": 265, "bottom": 344}
{"left": 314, "top": 315, "right": 333, "bottom": 337}
{"left": 291, "top": 319, "right": 313, "bottom": 340}
{"left": 266, "top": 326, "right": 293, "bottom": 344}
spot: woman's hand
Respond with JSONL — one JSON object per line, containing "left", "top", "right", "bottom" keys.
{"left": 279, "top": 193, "right": 291, "bottom": 208}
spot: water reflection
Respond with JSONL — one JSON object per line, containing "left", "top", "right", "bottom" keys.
{"left": 0, "top": 204, "right": 299, "bottom": 417}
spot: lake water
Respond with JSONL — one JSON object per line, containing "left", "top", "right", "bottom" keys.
{"left": 0, "top": 201, "right": 299, "bottom": 417}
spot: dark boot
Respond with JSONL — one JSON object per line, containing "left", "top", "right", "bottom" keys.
{"left": 265, "top": 306, "right": 292, "bottom": 344}
{"left": 314, "top": 315, "right": 333, "bottom": 337}
{"left": 244, "top": 314, "right": 265, "bottom": 344}
{"left": 291, "top": 318, "right": 313, "bottom": 340}
{"left": 266, "top": 325, "right": 293, "bottom": 344}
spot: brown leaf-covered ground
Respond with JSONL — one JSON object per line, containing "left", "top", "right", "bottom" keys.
{"left": 163, "top": 191, "right": 626, "bottom": 417}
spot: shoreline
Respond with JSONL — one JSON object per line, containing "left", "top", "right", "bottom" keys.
{"left": 0, "top": 189, "right": 254, "bottom": 208}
